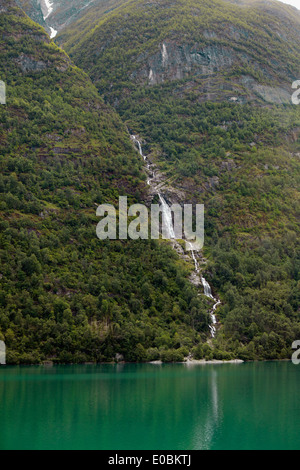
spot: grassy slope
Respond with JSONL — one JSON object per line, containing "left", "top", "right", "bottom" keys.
{"left": 57, "top": 0, "right": 300, "bottom": 360}
{"left": 0, "top": 0, "right": 214, "bottom": 364}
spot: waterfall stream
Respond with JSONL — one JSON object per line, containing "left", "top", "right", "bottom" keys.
{"left": 158, "top": 193, "right": 176, "bottom": 239}
{"left": 186, "top": 242, "right": 219, "bottom": 338}
{"left": 131, "top": 135, "right": 220, "bottom": 337}
{"left": 43, "top": 0, "right": 54, "bottom": 20}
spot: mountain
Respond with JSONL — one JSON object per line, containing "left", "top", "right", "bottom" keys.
{"left": 2, "top": 0, "right": 300, "bottom": 362}
{"left": 58, "top": 0, "right": 300, "bottom": 98}
{"left": 16, "top": 0, "right": 125, "bottom": 36}
{"left": 0, "top": 0, "right": 212, "bottom": 364}
{"left": 55, "top": 0, "right": 300, "bottom": 360}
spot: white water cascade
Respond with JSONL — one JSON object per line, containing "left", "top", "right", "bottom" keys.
{"left": 186, "top": 242, "right": 219, "bottom": 337}
{"left": 40, "top": 1, "right": 57, "bottom": 39}
{"left": 131, "top": 135, "right": 175, "bottom": 238}
{"left": 42, "top": 0, "right": 54, "bottom": 20}
{"left": 50, "top": 27, "right": 57, "bottom": 39}
{"left": 131, "top": 135, "right": 220, "bottom": 337}
{"left": 131, "top": 135, "right": 146, "bottom": 160}
{"left": 158, "top": 193, "right": 175, "bottom": 239}
{"left": 162, "top": 43, "right": 168, "bottom": 67}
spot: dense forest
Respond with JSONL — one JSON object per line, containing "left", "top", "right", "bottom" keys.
{"left": 0, "top": 0, "right": 299, "bottom": 363}
{"left": 0, "top": 0, "right": 214, "bottom": 364}
{"left": 58, "top": 0, "right": 300, "bottom": 360}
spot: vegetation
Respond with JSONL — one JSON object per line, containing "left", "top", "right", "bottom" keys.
{"left": 0, "top": 0, "right": 299, "bottom": 363}
{"left": 58, "top": 0, "right": 300, "bottom": 360}
{"left": 0, "top": 1, "right": 213, "bottom": 364}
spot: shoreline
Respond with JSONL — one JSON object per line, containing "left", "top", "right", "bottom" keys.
{"left": 149, "top": 359, "right": 244, "bottom": 365}
{"left": 1, "top": 359, "right": 294, "bottom": 367}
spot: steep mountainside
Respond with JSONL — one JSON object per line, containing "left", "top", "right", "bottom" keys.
{"left": 16, "top": 0, "right": 125, "bottom": 36}
{"left": 0, "top": 0, "right": 213, "bottom": 364}
{"left": 56, "top": 0, "right": 300, "bottom": 360}
{"left": 58, "top": 0, "right": 300, "bottom": 99}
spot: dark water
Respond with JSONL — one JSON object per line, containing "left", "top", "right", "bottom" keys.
{"left": 0, "top": 362, "right": 299, "bottom": 450}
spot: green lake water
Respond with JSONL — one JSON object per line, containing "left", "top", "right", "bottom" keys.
{"left": 0, "top": 362, "right": 299, "bottom": 450}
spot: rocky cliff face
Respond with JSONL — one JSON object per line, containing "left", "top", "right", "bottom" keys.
{"left": 132, "top": 40, "right": 293, "bottom": 103}
{"left": 136, "top": 40, "right": 293, "bottom": 103}
{"left": 15, "top": 0, "right": 47, "bottom": 29}
{"left": 134, "top": 42, "right": 237, "bottom": 85}
{"left": 57, "top": 0, "right": 299, "bottom": 107}
{"left": 17, "top": 0, "right": 300, "bottom": 106}
{"left": 16, "top": 0, "right": 125, "bottom": 36}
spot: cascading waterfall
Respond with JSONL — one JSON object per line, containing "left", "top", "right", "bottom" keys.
{"left": 131, "top": 134, "right": 220, "bottom": 337}
{"left": 43, "top": 0, "right": 54, "bottom": 20}
{"left": 41, "top": 0, "right": 57, "bottom": 38}
{"left": 50, "top": 27, "right": 57, "bottom": 39}
{"left": 187, "top": 241, "right": 199, "bottom": 273}
{"left": 187, "top": 243, "right": 219, "bottom": 337}
{"left": 131, "top": 135, "right": 146, "bottom": 160}
{"left": 131, "top": 135, "right": 153, "bottom": 185}
{"left": 158, "top": 193, "right": 175, "bottom": 239}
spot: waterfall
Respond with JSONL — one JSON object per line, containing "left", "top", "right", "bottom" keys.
{"left": 187, "top": 243, "right": 219, "bottom": 338}
{"left": 162, "top": 43, "right": 168, "bottom": 67}
{"left": 201, "top": 276, "right": 214, "bottom": 299}
{"left": 131, "top": 135, "right": 146, "bottom": 160}
{"left": 42, "top": 0, "right": 54, "bottom": 20}
{"left": 187, "top": 241, "right": 199, "bottom": 273}
{"left": 201, "top": 276, "right": 219, "bottom": 337}
{"left": 50, "top": 27, "right": 57, "bottom": 39}
{"left": 131, "top": 135, "right": 175, "bottom": 238}
{"left": 158, "top": 193, "right": 175, "bottom": 239}
{"left": 131, "top": 134, "right": 220, "bottom": 337}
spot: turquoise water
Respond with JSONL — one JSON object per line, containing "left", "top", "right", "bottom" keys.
{"left": 0, "top": 362, "right": 299, "bottom": 450}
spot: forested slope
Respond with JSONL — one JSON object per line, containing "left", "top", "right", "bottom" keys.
{"left": 0, "top": 0, "right": 212, "bottom": 364}
{"left": 57, "top": 0, "right": 300, "bottom": 360}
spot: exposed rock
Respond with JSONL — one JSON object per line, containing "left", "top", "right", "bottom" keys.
{"left": 46, "top": 133, "right": 63, "bottom": 141}
{"left": 205, "top": 176, "right": 219, "bottom": 190}
{"left": 136, "top": 42, "right": 241, "bottom": 85}
{"left": 189, "top": 271, "right": 201, "bottom": 287}
{"left": 15, "top": 53, "right": 47, "bottom": 73}
{"left": 220, "top": 159, "right": 237, "bottom": 172}
{"left": 55, "top": 60, "right": 70, "bottom": 72}
{"left": 253, "top": 84, "right": 291, "bottom": 104}
{"left": 53, "top": 146, "right": 81, "bottom": 154}
{"left": 115, "top": 353, "right": 124, "bottom": 363}
{"left": 16, "top": 0, "right": 46, "bottom": 29}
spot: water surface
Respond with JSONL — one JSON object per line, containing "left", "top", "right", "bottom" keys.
{"left": 0, "top": 362, "right": 299, "bottom": 450}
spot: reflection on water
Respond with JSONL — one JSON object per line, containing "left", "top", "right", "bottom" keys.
{"left": 0, "top": 362, "right": 299, "bottom": 450}
{"left": 192, "top": 369, "right": 222, "bottom": 450}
